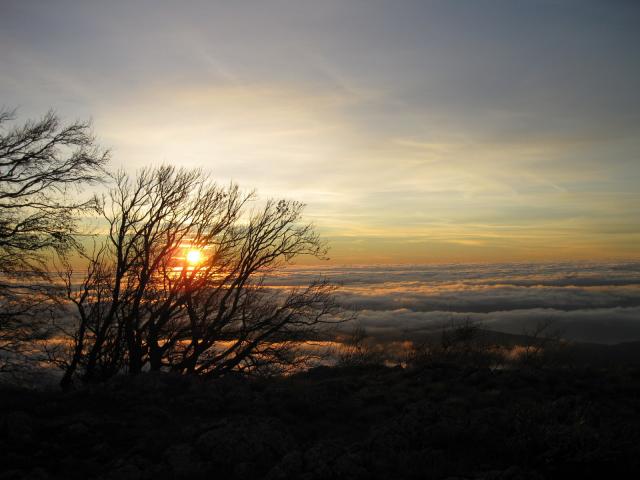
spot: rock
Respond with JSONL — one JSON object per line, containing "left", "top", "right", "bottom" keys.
{"left": 164, "top": 443, "right": 203, "bottom": 479}
{"left": 265, "top": 450, "right": 303, "bottom": 479}
{"left": 23, "top": 468, "right": 49, "bottom": 480}
{"left": 90, "top": 441, "right": 113, "bottom": 458}
{"left": 195, "top": 416, "right": 294, "bottom": 476}
{"left": 0, "top": 469, "right": 28, "bottom": 480}
{"left": 66, "top": 422, "right": 90, "bottom": 439}
{"left": 233, "top": 462, "right": 255, "bottom": 480}
{"left": 333, "top": 452, "right": 368, "bottom": 479}
{"left": 132, "top": 429, "right": 174, "bottom": 458}
{"left": 4, "top": 411, "right": 34, "bottom": 443}
{"left": 102, "top": 463, "right": 141, "bottom": 480}
{"left": 302, "top": 441, "right": 345, "bottom": 479}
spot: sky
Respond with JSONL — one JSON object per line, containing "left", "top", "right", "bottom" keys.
{"left": 1, "top": 0, "right": 639, "bottom": 264}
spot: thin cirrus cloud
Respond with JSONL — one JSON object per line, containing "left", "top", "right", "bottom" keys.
{"left": 1, "top": 0, "right": 639, "bottom": 262}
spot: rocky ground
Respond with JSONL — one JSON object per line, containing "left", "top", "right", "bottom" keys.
{"left": 2, "top": 363, "right": 640, "bottom": 479}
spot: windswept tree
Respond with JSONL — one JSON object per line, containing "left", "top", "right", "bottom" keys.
{"left": 56, "top": 166, "right": 343, "bottom": 387}
{"left": 0, "top": 108, "right": 109, "bottom": 371}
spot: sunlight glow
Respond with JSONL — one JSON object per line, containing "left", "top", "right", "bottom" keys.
{"left": 186, "top": 249, "right": 203, "bottom": 266}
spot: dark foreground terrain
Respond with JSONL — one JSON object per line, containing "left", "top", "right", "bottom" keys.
{"left": 2, "top": 363, "right": 640, "bottom": 479}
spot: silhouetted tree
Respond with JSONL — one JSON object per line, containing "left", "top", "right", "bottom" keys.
{"left": 55, "top": 166, "right": 342, "bottom": 387}
{"left": 0, "top": 108, "right": 108, "bottom": 371}
{"left": 517, "top": 318, "right": 565, "bottom": 368}
{"left": 337, "top": 324, "right": 386, "bottom": 366}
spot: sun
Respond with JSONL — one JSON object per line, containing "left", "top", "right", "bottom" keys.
{"left": 186, "top": 249, "right": 203, "bottom": 266}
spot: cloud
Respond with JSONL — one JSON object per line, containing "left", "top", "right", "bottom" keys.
{"left": 267, "top": 262, "right": 640, "bottom": 287}
{"left": 266, "top": 262, "right": 640, "bottom": 344}
{"left": 349, "top": 307, "right": 640, "bottom": 346}
{"left": 336, "top": 285, "right": 640, "bottom": 314}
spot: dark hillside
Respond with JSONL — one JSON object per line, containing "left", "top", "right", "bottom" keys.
{"left": 2, "top": 363, "right": 640, "bottom": 479}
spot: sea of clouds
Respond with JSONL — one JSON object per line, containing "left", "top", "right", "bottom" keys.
{"left": 267, "top": 262, "right": 640, "bottom": 345}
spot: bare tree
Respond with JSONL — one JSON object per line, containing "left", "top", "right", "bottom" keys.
{"left": 337, "top": 324, "right": 386, "bottom": 367}
{"left": 405, "top": 319, "right": 503, "bottom": 370}
{"left": 0, "top": 108, "right": 109, "bottom": 372}
{"left": 56, "top": 166, "right": 343, "bottom": 387}
{"left": 517, "top": 318, "right": 565, "bottom": 368}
